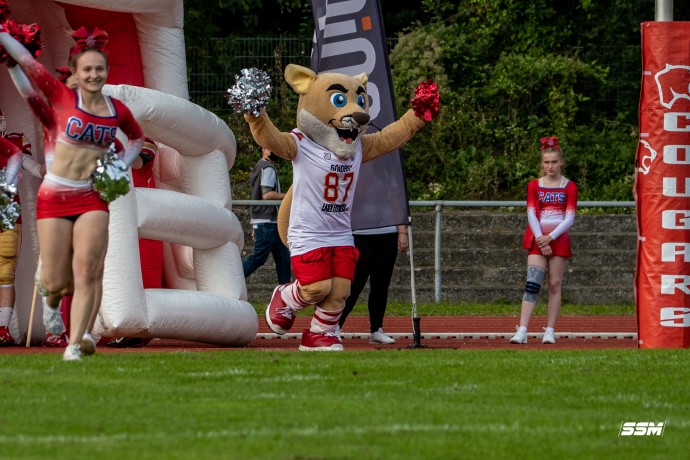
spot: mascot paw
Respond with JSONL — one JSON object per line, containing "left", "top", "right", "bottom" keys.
{"left": 227, "top": 67, "right": 272, "bottom": 117}
{"left": 411, "top": 80, "right": 440, "bottom": 122}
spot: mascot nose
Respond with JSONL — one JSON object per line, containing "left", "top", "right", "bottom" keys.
{"left": 352, "top": 112, "right": 370, "bottom": 126}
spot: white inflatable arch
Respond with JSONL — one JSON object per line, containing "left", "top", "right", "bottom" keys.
{"left": 0, "top": 0, "right": 257, "bottom": 345}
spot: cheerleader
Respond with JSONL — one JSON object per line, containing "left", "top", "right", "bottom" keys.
{"left": 0, "top": 24, "right": 144, "bottom": 361}
{"left": 510, "top": 136, "right": 578, "bottom": 345}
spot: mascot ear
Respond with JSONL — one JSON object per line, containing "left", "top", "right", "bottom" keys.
{"left": 354, "top": 72, "right": 368, "bottom": 86}
{"left": 285, "top": 64, "right": 317, "bottom": 94}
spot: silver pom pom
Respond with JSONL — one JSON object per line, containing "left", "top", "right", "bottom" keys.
{"left": 227, "top": 68, "right": 272, "bottom": 117}
{"left": 92, "top": 143, "right": 131, "bottom": 203}
{"left": 0, "top": 167, "right": 20, "bottom": 231}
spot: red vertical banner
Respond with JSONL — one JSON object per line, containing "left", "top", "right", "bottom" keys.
{"left": 636, "top": 22, "right": 690, "bottom": 348}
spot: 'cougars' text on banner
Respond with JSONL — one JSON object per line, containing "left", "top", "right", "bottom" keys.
{"left": 636, "top": 21, "right": 690, "bottom": 348}
{"left": 310, "top": 0, "right": 410, "bottom": 230}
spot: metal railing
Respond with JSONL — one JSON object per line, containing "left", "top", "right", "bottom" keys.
{"left": 234, "top": 200, "right": 635, "bottom": 302}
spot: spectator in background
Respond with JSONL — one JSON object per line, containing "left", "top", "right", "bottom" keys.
{"left": 338, "top": 224, "right": 409, "bottom": 344}
{"left": 0, "top": 127, "right": 27, "bottom": 345}
{"left": 510, "top": 136, "right": 578, "bottom": 345}
{"left": 243, "top": 147, "right": 291, "bottom": 285}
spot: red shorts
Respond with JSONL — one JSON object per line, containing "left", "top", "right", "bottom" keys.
{"left": 527, "top": 233, "right": 572, "bottom": 258}
{"left": 291, "top": 246, "right": 360, "bottom": 285}
{"left": 36, "top": 174, "right": 108, "bottom": 219}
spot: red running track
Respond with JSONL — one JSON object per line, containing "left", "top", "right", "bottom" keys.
{"left": 0, "top": 316, "right": 638, "bottom": 355}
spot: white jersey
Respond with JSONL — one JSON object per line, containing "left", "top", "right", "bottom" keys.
{"left": 288, "top": 129, "right": 362, "bottom": 256}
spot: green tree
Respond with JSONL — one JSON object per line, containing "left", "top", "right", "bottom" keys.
{"left": 389, "top": 0, "right": 671, "bottom": 201}
{"left": 184, "top": 0, "right": 310, "bottom": 40}
{"left": 184, "top": 0, "right": 690, "bottom": 201}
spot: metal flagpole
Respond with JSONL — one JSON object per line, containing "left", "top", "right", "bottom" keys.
{"left": 656, "top": 0, "right": 673, "bottom": 21}
{"left": 406, "top": 224, "right": 425, "bottom": 348}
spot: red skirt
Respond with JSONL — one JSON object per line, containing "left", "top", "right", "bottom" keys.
{"left": 526, "top": 232, "right": 572, "bottom": 258}
{"left": 36, "top": 173, "right": 108, "bottom": 219}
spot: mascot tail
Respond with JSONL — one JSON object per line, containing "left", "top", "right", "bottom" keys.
{"left": 277, "top": 186, "right": 292, "bottom": 247}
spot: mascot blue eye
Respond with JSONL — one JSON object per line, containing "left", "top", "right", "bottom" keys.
{"left": 357, "top": 95, "right": 366, "bottom": 109}
{"left": 330, "top": 93, "right": 347, "bottom": 108}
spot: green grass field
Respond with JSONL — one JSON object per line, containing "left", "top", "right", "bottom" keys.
{"left": 258, "top": 302, "right": 637, "bottom": 319}
{"left": 1, "top": 348, "right": 685, "bottom": 460}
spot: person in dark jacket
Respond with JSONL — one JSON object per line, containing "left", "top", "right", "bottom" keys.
{"left": 243, "top": 148, "right": 291, "bottom": 284}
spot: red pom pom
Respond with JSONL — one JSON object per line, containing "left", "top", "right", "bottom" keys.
{"left": 411, "top": 80, "right": 440, "bottom": 122}
{"left": 0, "top": 20, "right": 42, "bottom": 67}
{"left": 0, "top": 0, "right": 11, "bottom": 23}
{"left": 20, "top": 22, "right": 42, "bottom": 59}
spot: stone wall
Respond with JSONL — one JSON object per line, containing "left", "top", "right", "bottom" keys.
{"left": 238, "top": 208, "right": 636, "bottom": 305}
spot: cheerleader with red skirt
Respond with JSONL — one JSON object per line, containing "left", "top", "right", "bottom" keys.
{"left": 510, "top": 136, "right": 578, "bottom": 345}
{"left": 0, "top": 22, "right": 144, "bottom": 361}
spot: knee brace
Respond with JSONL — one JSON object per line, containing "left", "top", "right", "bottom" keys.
{"left": 0, "top": 227, "right": 20, "bottom": 285}
{"left": 522, "top": 265, "right": 545, "bottom": 303}
{"left": 0, "top": 258, "right": 18, "bottom": 285}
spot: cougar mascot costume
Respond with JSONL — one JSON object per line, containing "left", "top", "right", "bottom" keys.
{"left": 243, "top": 64, "right": 436, "bottom": 351}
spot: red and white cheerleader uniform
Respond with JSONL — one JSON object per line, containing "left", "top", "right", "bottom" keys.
{"left": 0, "top": 30, "right": 144, "bottom": 220}
{"left": 523, "top": 177, "right": 578, "bottom": 257}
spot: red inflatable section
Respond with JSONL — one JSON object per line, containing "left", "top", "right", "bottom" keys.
{"left": 56, "top": 3, "right": 163, "bottom": 290}
{"left": 133, "top": 140, "right": 164, "bottom": 290}
{"left": 57, "top": 2, "right": 144, "bottom": 86}
{"left": 636, "top": 21, "right": 690, "bottom": 348}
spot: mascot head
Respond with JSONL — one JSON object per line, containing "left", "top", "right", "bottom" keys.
{"left": 285, "top": 64, "right": 370, "bottom": 160}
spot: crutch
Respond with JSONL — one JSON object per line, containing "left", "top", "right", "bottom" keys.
{"left": 25, "top": 282, "right": 38, "bottom": 348}
{"left": 26, "top": 256, "right": 43, "bottom": 348}
{"left": 406, "top": 224, "right": 425, "bottom": 349}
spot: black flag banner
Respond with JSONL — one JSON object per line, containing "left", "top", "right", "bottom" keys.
{"left": 310, "top": 0, "right": 410, "bottom": 230}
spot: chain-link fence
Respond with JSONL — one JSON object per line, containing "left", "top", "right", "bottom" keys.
{"left": 188, "top": 37, "right": 313, "bottom": 114}
{"left": 187, "top": 37, "right": 640, "bottom": 120}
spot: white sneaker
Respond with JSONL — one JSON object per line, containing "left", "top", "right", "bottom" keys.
{"left": 542, "top": 327, "right": 556, "bottom": 344}
{"left": 63, "top": 344, "right": 82, "bottom": 362}
{"left": 43, "top": 305, "right": 65, "bottom": 336}
{"left": 80, "top": 333, "right": 97, "bottom": 355}
{"left": 510, "top": 326, "right": 528, "bottom": 344}
{"left": 334, "top": 325, "right": 342, "bottom": 341}
{"left": 370, "top": 328, "right": 396, "bottom": 344}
